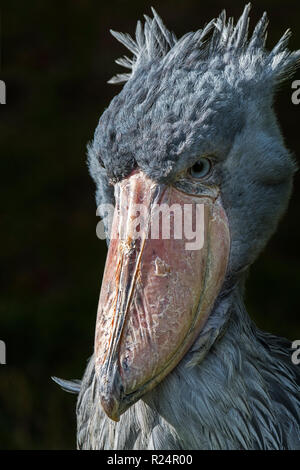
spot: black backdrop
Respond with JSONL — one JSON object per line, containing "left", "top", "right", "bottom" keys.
{"left": 1, "top": 0, "right": 300, "bottom": 449}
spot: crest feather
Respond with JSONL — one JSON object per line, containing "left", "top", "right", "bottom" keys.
{"left": 108, "top": 4, "right": 300, "bottom": 86}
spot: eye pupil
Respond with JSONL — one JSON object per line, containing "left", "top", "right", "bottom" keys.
{"left": 189, "top": 158, "right": 212, "bottom": 179}
{"left": 193, "top": 161, "right": 204, "bottom": 173}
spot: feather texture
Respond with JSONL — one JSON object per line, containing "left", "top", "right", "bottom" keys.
{"left": 76, "top": 296, "right": 300, "bottom": 449}
{"left": 108, "top": 4, "right": 300, "bottom": 85}
{"left": 57, "top": 4, "right": 300, "bottom": 450}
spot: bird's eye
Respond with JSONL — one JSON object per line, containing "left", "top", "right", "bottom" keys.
{"left": 189, "top": 158, "right": 212, "bottom": 179}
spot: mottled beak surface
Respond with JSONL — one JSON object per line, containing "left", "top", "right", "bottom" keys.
{"left": 94, "top": 170, "right": 230, "bottom": 421}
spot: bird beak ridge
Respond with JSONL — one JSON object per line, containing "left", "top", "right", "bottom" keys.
{"left": 94, "top": 170, "right": 230, "bottom": 421}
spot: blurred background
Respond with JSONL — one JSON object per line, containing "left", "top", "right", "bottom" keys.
{"left": 1, "top": 0, "right": 299, "bottom": 449}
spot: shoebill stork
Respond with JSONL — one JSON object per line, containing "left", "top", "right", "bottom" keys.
{"left": 54, "top": 4, "right": 300, "bottom": 449}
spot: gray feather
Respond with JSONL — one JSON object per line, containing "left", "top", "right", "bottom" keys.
{"left": 52, "top": 376, "right": 81, "bottom": 394}
{"left": 75, "top": 4, "right": 300, "bottom": 450}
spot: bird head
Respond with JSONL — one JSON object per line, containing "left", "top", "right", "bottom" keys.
{"left": 88, "top": 4, "right": 300, "bottom": 421}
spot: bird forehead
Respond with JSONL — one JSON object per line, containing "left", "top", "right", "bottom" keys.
{"left": 94, "top": 66, "right": 246, "bottom": 181}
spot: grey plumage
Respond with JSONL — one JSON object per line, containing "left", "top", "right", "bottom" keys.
{"left": 55, "top": 4, "right": 300, "bottom": 449}
{"left": 77, "top": 296, "right": 300, "bottom": 449}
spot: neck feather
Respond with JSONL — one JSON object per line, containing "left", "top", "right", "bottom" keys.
{"left": 77, "top": 289, "right": 299, "bottom": 449}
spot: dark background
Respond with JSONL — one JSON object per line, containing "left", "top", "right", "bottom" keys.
{"left": 1, "top": 0, "right": 300, "bottom": 449}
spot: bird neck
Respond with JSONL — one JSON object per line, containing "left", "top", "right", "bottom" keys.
{"left": 137, "top": 289, "right": 295, "bottom": 449}
{"left": 78, "top": 285, "right": 298, "bottom": 449}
